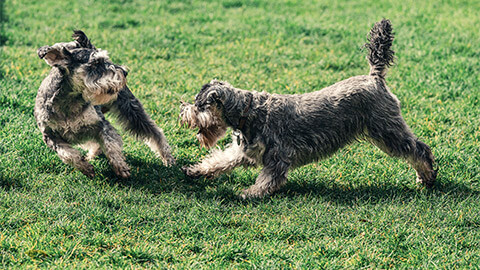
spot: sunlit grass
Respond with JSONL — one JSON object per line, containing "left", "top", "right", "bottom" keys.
{"left": 1, "top": 0, "right": 479, "bottom": 268}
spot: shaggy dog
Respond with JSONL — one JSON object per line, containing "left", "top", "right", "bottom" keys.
{"left": 180, "top": 19, "right": 437, "bottom": 198}
{"left": 35, "top": 31, "right": 175, "bottom": 178}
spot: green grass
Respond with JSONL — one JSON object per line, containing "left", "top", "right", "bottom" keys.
{"left": 1, "top": 0, "right": 480, "bottom": 268}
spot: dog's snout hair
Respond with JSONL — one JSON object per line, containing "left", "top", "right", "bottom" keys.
{"left": 180, "top": 102, "right": 227, "bottom": 148}
{"left": 180, "top": 103, "right": 200, "bottom": 128}
{"left": 67, "top": 49, "right": 128, "bottom": 105}
{"left": 72, "top": 65, "right": 127, "bottom": 105}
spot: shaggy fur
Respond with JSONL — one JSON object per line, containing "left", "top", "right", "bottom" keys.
{"left": 35, "top": 30, "right": 175, "bottom": 178}
{"left": 180, "top": 19, "right": 437, "bottom": 198}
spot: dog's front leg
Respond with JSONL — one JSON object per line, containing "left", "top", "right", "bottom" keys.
{"left": 42, "top": 131, "right": 95, "bottom": 178}
{"left": 183, "top": 143, "right": 249, "bottom": 179}
{"left": 97, "top": 123, "right": 130, "bottom": 178}
{"left": 241, "top": 150, "right": 290, "bottom": 199}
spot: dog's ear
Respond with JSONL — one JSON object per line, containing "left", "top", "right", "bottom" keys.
{"left": 38, "top": 46, "right": 72, "bottom": 67}
{"left": 195, "top": 83, "right": 224, "bottom": 108}
{"left": 206, "top": 90, "right": 225, "bottom": 105}
{"left": 72, "top": 30, "right": 96, "bottom": 49}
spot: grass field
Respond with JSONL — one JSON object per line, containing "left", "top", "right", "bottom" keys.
{"left": 1, "top": 0, "right": 480, "bottom": 268}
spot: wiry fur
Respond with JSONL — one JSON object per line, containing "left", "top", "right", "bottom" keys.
{"left": 35, "top": 30, "right": 175, "bottom": 178}
{"left": 71, "top": 50, "right": 127, "bottom": 105}
{"left": 180, "top": 19, "right": 437, "bottom": 198}
{"left": 366, "top": 19, "right": 395, "bottom": 78}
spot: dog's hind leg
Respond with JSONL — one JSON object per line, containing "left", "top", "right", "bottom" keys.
{"left": 108, "top": 87, "right": 175, "bottom": 166}
{"left": 42, "top": 132, "right": 95, "bottom": 178}
{"left": 183, "top": 143, "right": 250, "bottom": 179}
{"left": 367, "top": 115, "right": 437, "bottom": 187}
{"left": 408, "top": 139, "right": 437, "bottom": 187}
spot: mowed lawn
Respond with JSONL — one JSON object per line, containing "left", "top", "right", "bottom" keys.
{"left": 1, "top": 0, "right": 479, "bottom": 268}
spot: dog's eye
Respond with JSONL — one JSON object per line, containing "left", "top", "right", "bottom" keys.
{"left": 197, "top": 103, "right": 209, "bottom": 111}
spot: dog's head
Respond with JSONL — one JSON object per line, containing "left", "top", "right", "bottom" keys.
{"left": 180, "top": 80, "right": 232, "bottom": 148}
{"left": 38, "top": 30, "right": 128, "bottom": 105}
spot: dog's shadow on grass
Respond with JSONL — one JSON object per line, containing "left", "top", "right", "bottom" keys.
{"left": 279, "top": 179, "right": 480, "bottom": 205}
{"left": 104, "top": 156, "right": 479, "bottom": 205}
{"left": 28, "top": 152, "right": 479, "bottom": 206}
{"left": 101, "top": 155, "right": 241, "bottom": 199}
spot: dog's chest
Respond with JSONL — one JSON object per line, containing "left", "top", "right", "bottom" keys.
{"left": 48, "top": 105, "right": 101, "bottom": 136}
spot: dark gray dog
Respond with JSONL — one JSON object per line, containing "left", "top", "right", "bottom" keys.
{"left": 35, "top": 31, "right": 175, "bottom": 178}
{"left": 180, "top": 19, "right": 437, "bottom": 198}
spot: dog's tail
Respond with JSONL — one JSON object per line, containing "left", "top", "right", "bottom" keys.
{"left": 365, "top": 19, "right": 395, "bottom": 78}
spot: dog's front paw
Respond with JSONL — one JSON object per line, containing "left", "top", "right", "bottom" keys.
{"left": 181, "top": 165, "right": 202, "bottom": 179}
{"left": 162, "top": 154, "right": 176, "bottom": 167}
{"left": 113, "top": 165, "right": 131, "bottom": 179}
{"left": 240, "top": 186, "right": 268, "bottom": 200}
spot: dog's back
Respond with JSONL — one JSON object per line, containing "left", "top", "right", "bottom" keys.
{"left": 259, "top": 19, "right": 398, "bottom": 164}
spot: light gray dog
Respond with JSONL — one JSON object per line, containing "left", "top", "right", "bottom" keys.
{"left": 35, "top": 31, "right": 175, "bottom": 178}
{"left": 180, "top": 19, "right": 437, "bottom": 198}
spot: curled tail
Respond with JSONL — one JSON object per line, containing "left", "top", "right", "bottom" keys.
{"left": 365, "top": 19, "right": 395, "bottom": 78}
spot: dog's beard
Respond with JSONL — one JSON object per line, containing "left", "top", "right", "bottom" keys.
{"left": 197, "top": 124, "right": 227, "bottom": 149}
{"left": 72, "top": 67, "right": 126, "bottom": 105}
{"left": 180, "top": 103, "right": 227, "bottom": 148}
